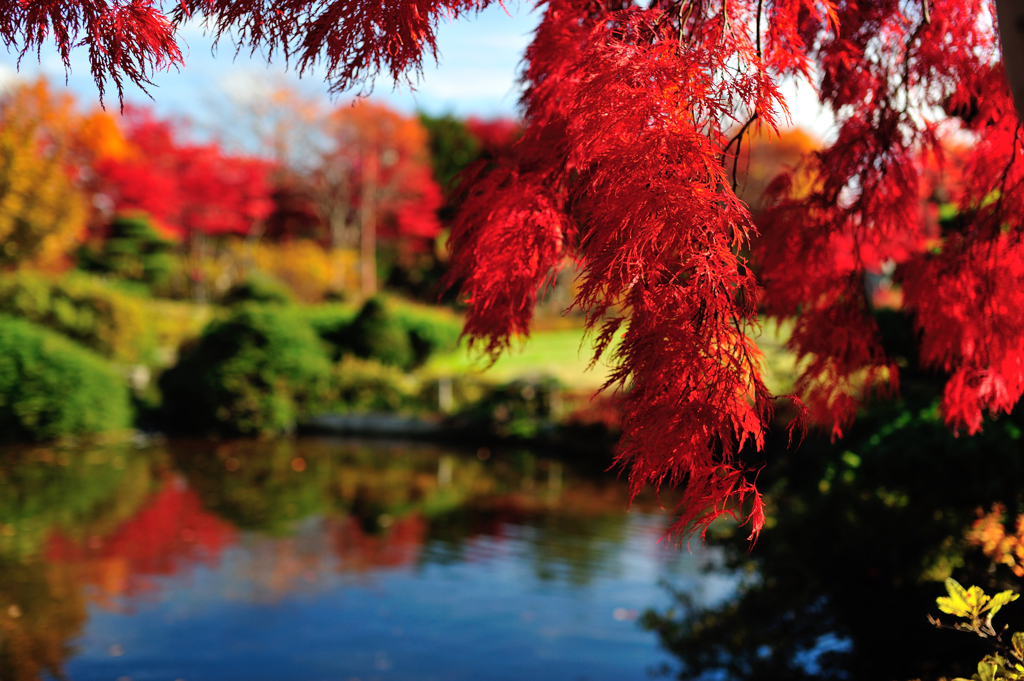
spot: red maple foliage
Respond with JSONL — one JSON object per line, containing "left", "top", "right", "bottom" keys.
{"left": 450, "top": 0, "right": 1024, "bottom": 542}
{"left": 465, "top": 117, "right": 521, "bottom": 158}
{"left": 22, "top": 0, "right": 1024, "bottom": 542}
{"left": 95, "top": 106, "right": 274, "bottom": 241}
{"left": 0, "top": 0, "right": 183, "bottom": 102}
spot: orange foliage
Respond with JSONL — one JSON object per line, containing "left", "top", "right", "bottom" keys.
{"left": 0, "top": 79, "right": 136, "bottom": 271}
{"left": 967, "top": 504, "right": 1024, "bottom": 577}
{"left": 318, "top": 99, "right": 442, "bottom": 244}
{"left": 734, "top": 127, "right": 821, "bottom": 216}
{"left": 0, "top": 79, "right": 131, "bottom": 271}
{"left": 241, "top": 240, "right": 357, "bottom": 301}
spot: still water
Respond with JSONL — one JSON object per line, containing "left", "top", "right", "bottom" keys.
{"left": 0, "top": 438, "right": 736, "bottom": 681}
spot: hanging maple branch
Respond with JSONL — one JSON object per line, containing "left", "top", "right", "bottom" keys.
{"left": 11, "top": 0, "right": 1024, "bottom": 544}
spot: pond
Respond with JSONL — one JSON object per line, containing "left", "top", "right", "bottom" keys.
{"left": 0, "top": 438, "right": 737, "bottom": 681}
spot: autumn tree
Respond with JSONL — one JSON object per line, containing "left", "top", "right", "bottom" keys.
{"left": 15, "top": 0, "right": 1024, "bottom": 541}
{"left": 216, "top": 85, "right": 443, "bottom": 294}
{"left": 94, "top": 106, "right": 274, "bottom": 300}
{"left": 311, "top": 100, "right": 442, "bottom": 296}
{"left": 0, "top": 80, "right": 128, "bottom": 271}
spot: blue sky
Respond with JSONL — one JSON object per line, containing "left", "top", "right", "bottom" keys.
{"left": 0, "top": 3, "right": 832, "bottom": 134}
{"left": 0, "top": 4, "right": 542, "bottom": 123}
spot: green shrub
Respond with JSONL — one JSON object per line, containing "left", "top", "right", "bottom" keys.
{"left": 342, "top": 297, "right": 414, "bottom": 368}
{"left": 391, "top": 303, "right": 462, "bottom": 365}
{"left": 77, "top": 214, "right": 175, "bottom": 289}
{"left": 331, "top": 356, "right": 421, "bottom": 412}
{"left": 319, "top": 296, "right": 462, "bottom": 369}
{"left": 0, "top": 272, "right": 149, "bottom": 363}
{"left": 159, "top": 305, "right": 333, "bottom": 436}
{"left": 221, "top": 272, "right": 294, "bottom": 307}
{"left": 0, "top": 316, "right": 132, "bottom": 441}
{"left": 298, "top": 302, "right": 358, "bottom": 337}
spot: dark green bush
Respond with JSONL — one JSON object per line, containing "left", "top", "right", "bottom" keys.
{"left": 392, "top": 305, "right": 462, "bottom": 365}
{"left": 344, "top": 297, "right": 414, "bottom": 368}
{"left": 0, "top": 316, "right": 132, "bottom": 441}
{"left": 0, "top": 272, "right": 149, "bottom": 363}
{"left": 319, "top": 297, "right": 461, "bottom": 369}
{"left": 299, "top": 303, "right": 358, "bottom": 338}
{"left": 455, "top": 378, "right": 563, "bottom": 439}
{"left": 221, "top": 272, "right": 294, "bottom": 307}
{"left": 77, "top": 214, "right": 175, "bottom": 288}
{"left": 159, "top": 305, "right": 333, "bottom": 436}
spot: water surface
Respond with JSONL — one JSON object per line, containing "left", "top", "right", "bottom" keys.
{"left": 0, "top": 438, "right": 734, "bottom": 681}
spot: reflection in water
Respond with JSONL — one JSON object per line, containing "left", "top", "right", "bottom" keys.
{"left": 0, "top": 438, "right": 721, "bottom": 681}
{"left": 45, "top": 479, "right": 236, "bottom": 601}
{"left": 641, "top": 400, "right": 1024, "bottom": 681}
{"left": 0, "top": 560, "right": 86, "bottom": 681}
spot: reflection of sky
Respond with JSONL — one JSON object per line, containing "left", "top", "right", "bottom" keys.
{"left": 0, "top": 4, "right": 834, "bottom": 134}
{"left": 65, "top": 514, "right": 740, "bottom": 681}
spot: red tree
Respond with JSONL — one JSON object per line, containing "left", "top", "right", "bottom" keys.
{"left": 311, "top": 99, "right": 442, "bottom": 293}
{"left": 465, "top": 117, "right": 522, "bottom": 159}
{"left": 17, "top": 0, "right": 1024, "bottom": 541}
{"left": 95, "top": 106, "right": 274, "bottom": 242}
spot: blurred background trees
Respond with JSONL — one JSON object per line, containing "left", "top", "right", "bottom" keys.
{"left": 0, "top": 75, "right": 533, "bottom": 441}
{"left": 0, "top": 77, "right": 518, "bottom": 306}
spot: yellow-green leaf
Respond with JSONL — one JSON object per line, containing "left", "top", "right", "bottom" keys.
{"left": 938, "top": 579, "right": 976, "bottom": 618}
{"left": 983, "top": 590, "right": 1019, "bottom": 618}
{"left": 1012, "top": 631, "right": 1024, "bottom": 660}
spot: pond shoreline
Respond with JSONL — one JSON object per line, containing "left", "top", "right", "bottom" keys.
{"left": 299, "top": 410, "right": 620, "bottom": 470}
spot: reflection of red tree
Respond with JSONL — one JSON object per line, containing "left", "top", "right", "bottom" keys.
{"left": 45, "top": 476, "right": 236, "bottom": 599}
{"left": 330, "top": 514, "right": 426, "bottom": 572}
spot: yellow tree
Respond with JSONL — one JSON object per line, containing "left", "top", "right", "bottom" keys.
{"left": 0, "top": 79, "right": 128, "bottom": 271}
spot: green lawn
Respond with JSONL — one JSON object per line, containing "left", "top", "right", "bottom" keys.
{"left": 424, "top": 319, "right": 798, "bottom": 393}
{"left": 424, "top": 327, "right": 616, "bottom": 389}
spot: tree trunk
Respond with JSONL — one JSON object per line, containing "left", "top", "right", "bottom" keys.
{"left": 360, "top": 150, "right": 379, "bottom": 297}
{"left": 327, "top": 209, "right": 347, "bottom": 292}
{"left": 244, "top": 219, "right": 265, "bottom": 275}
{"left": 191, "top": 230, "right": 208, "bottom": 305}
{"left": 997, "top": 0, "right": 1024, "bottom": 117}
